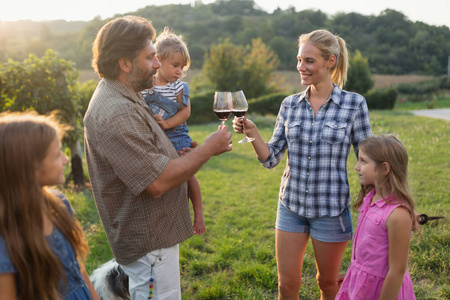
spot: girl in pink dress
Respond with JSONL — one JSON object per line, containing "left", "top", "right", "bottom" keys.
{"left": 336, "top": 134, "right": 419, "bottom": 299}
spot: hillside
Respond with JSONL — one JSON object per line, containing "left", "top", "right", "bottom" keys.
{"left": 1, "top": 1, "right": 449, "bottom": 75}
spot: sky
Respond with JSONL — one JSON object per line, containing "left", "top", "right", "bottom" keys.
{"left": 1, "top": 0, "right": 449, "bottom": 28}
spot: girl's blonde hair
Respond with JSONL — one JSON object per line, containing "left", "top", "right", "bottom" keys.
{"left": 354, "top": 134, "right": 420, "bottom": 233}
{"left": 155, "top": 27, "right": 191, "bottom": 76}
{"left": 0, "top": 111, "right": 88, "bottom": 299}
{"left": 299, "top": 29, "right": 348, "bottom": 88}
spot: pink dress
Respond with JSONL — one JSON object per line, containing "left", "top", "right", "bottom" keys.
{"left": 336, "top": 189, "right": 415, "bottom": 299}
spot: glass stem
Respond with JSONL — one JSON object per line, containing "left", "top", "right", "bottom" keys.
{"left": 240, "top": 117, "right": 246, "bottom": 136}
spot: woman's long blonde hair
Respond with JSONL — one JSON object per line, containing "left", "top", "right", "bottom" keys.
{"left": 354, "top": 134, "right": 420, "bottom": 233}
{"left": 299, "top": 29, "right": 349, "bottom": 88}
{"left": 0, "top": 112, "right": 88, "bottom": 299}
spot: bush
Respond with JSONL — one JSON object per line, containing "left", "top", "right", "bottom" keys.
{"left": 77, "top": 79, "right": 98, "bottom": 118}
{"left": 345, "top": 50, "right": 374, "bottom": 94}
{"left": 189, "top": 91, "right": 216, "bottom": 125}
{"left": 396, "top": 76, "right": 449, "bottom": 95}
{"left": 364, "top": 87, "right": 398, "bottom": 110}
{"left": 197, "top": 38, "right": 281, "bottom": 99}
{"left": 188, "top": 91, "right": 292, "bottom": 124}
{"left": 248, "top": 92, "right": 291, "bottom": 116}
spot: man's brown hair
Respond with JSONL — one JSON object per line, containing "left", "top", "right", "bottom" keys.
{"left": 92, "top": 15, "right": 156, "bottom": 79}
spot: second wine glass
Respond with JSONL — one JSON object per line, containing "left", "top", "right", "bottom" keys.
{"left": 232, "top": 90, "right": 255, "bottom": 143}
{"left": 213, "top": 92, "right": 233, "bottom": 126}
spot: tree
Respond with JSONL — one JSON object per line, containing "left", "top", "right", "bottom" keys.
{"left": 0, "top": 49, "right": 86, "bottom": 188}
{"left": 345, "top": 50, "right": 374, "bottom": 94}
{"left": 196, "top": 38, "right": 280, "bottom": 99}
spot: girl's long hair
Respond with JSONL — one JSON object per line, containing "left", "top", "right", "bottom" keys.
{"left": 0, "top": 112, "right": 88, "bottom": 299}
{"left": 299, "top": 29, "right": 349, "bottom": 88}
{"left": 353, "top": 134, "right": 420, "bottom": 233}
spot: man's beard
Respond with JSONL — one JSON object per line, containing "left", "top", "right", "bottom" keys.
{"left": 129, "top": 63, "right": 155, "bottom": 92}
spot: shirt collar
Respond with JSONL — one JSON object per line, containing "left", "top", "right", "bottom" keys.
{"left": 300, "top": 83, "right": 343, "bottom": 106}
{"left": 363, "top": 189, "right": 398, "bottom": 209}
{"left": 103, "top": 78, "right": 144, "bottom": 104}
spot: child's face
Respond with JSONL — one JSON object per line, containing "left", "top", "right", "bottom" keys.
{"left": 35, "top": 136, "right": 69, "bottom": 187}
{"left": 355, "top": 149, "right": 380, "bottom": 186}
{"left": 157, "top": 52, "right": 187, "bottom": 84}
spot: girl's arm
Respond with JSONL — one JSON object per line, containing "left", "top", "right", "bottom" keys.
{"left": 154, "top": 91, "right": 190, "bottom": 130}
{"left": 378, "top": 207, "right": 412, "bottom": 299}
{"left": 80, "top": 264, "right": 101, "bottom": 300}
{"left": 0, "top": 274, "right": 17, "bottom": 300}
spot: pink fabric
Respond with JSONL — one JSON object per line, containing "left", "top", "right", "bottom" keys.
{"left": 336, "top": 189, "right": 415, "bottom": 299}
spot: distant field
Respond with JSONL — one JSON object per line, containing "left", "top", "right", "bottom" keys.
{"left": 79, "top": 69, "right": 433, "bottom": 92}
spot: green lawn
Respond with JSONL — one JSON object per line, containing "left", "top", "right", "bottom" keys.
{"left": 65, "top": 109, "right": 450, "bottom": 299}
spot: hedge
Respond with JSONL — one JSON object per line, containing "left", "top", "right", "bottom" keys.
{"left": 396, "top": 76, "right": 450, "bottom": 95}
{"left": 248, "top": 92, "right": 291, "bottom": 116}
{"left": 364, "top": 87, "right": 398, "bottom": 110}
{"left": 188, "top": 87, "right": 399, "bottom": 125}
{"left": 189, "top": 90, "right": 216, "bottom": 125}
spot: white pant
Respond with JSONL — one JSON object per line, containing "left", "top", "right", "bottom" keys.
{"left": 121, "top": 244, "right": 181, "bottom": 300}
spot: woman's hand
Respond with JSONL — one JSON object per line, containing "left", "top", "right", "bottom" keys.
{"left": 232, "top": 116, "right": 255, "bottom": 135}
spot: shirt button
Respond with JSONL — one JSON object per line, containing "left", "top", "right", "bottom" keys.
{"left": 308, "top": 156, "right": 311, "bottom": 160}
{"left": 309, "top": 140, "right": 312, "bottom": 144}
{"left": 306, "top": 190, "right": 309, "bottom": 193}
{"left": 312, "top": 123, "right": 315, "bottom": 126}
{"left": 335, "top": 125, "right": 338, "bottom": 128}
{"left": 307, "top": 173, "right": 310, "bottom": 176}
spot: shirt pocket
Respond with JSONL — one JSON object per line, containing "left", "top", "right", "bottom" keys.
{"left": 321, "top": 121, "right": 347, "bottom": 144}
{"left": 363, "top": 212, "right": 385, "bottom": 238}
{"left": 285, "top": 120, "right": 302, "bottom": 143}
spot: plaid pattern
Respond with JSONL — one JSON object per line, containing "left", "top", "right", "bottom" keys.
{"left": 84, "top": 78, "right": 192, "bottom": 265}
{"left": 261, "top": 84, "right": 372, "bottom": 218}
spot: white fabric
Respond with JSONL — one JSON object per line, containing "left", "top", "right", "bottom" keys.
{"left": 121, "top": 244, "right": 181, "bottom": 300}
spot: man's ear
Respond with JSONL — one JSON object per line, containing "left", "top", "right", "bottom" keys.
{"left": 118, "top": 57, "right": 133, "bottom": 74}
{"left": 382, "top": 162, "right": 391, "bottom": 176}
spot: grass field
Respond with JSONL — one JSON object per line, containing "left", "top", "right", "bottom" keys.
{"left": 64, "top": 106, "right": 450, "bottom": 299}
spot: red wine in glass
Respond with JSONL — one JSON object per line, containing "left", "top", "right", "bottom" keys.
{"left": 231, "top": 91, "right": 254, "bottom": 143}
{"left": 232, "top": 110, "right": 247, "bottom": 118}
{"left": 213, "top": 92, "right": 233, "bottom": 125}
{"left": 215, "top": 110, "right": 232, "bottom": 121}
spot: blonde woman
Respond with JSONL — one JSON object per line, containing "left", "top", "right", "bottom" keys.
{"left": 233, "top": 29, "right": 372, "bottom": 299}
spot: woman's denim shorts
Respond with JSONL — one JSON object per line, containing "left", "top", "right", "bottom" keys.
{"left": 275, "top": 202, "right": 353, "bottom": 243}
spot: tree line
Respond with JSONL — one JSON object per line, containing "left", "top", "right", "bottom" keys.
{"left": 0, "top": 0, "right": 449, "bottom": 75}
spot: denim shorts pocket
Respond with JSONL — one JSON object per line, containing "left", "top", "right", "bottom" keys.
{"left": 321, "top": 121, "right": 347, "bottom": 144}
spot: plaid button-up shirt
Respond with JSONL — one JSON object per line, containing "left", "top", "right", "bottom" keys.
{"left": 84, "top": 78, "right": 192, "bottom": 265}
{"left": 261, "top": 84, "right": 372, "bottom": 218}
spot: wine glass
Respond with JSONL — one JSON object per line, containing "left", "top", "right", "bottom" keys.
{"left": 213, "top": 92, "right": 233, "bottom": 126}
{"left": 232, "top": 90, "right": 255, "bottom": 143}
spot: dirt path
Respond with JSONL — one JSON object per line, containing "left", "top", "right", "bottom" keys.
{"left": 410, "top": 109, "right": 450, "bottom": 121}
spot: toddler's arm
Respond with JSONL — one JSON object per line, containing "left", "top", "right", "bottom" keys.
{"left": 154, "top": 85, "right": 191, "bottom": 130}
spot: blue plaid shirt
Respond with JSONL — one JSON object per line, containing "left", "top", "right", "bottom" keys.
{"left": 261, "top": 84, "right": 372, "bottom": 218}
